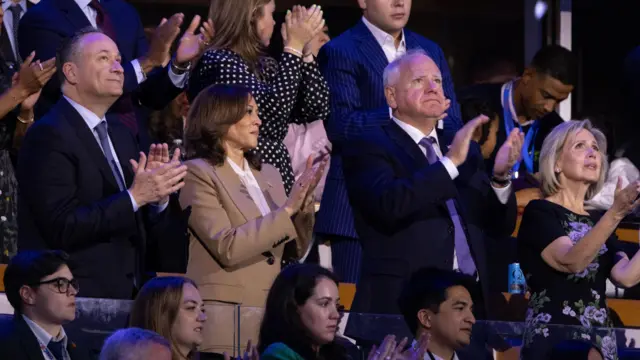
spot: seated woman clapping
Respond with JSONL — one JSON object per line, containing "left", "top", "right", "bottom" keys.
{"left": 180, "top": 84, "right": 327, "bottom": 355}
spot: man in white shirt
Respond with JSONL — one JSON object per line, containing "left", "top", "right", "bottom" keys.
{"left": 341, "top": 51, "right": 521, "bottom": 352}
{"left": 398, "top": 268, "right": 477, "bottom": 360}
{"left": 316, "top": 0, "right": 463, "bottom": 285}
{"left": 18, "top": 0, "right": 209, "bottom": 147}
{"left": 17, "top": 28, "right": 190, "bottom": 299}
{"left": 0, "top": 250, "right": 91, "bottom": 359}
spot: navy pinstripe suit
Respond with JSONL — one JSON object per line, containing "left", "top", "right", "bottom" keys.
{"left": 315, "top": 20, "right": 462, "bottom": 283}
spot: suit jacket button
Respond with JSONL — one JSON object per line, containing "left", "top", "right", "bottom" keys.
{"left": 448, "top": 225, "right": 454, "bottom": 233}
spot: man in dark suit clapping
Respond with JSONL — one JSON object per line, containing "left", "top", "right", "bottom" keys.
{"left": 342, "top": 50, "right": 521, "bottom": 342}
{"left": 315, "top": 0, "right": 462, "bottom": 284}
{"left": 17, "top": 28, "right": 190, "bottom": 299}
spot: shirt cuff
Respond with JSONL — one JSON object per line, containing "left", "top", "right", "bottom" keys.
{"left": 149, "top": 199, "right": 170, "bottom": 214}
{"left": 131, "top": 59, "right": 146, "bottom": 84}
{"left": 491, "top": 183, "right": 513, "bottom": 205}
{"left": 441, "top": 156, "right": 459, "bottom": 180}
{"left": 168, "top": 65, "right": 188, "bottom": 88}
{"left": 127, "top": 190, "right": 140, "bottom": 212}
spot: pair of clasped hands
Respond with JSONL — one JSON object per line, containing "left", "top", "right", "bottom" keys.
{"left": 128, "top": 144, "right": 186, "bottom": 207}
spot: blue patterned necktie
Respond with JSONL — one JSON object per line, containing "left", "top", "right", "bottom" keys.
{"left": 47, "top": 338, "right": 65, "bottom": 360}
{"left": 419, "top": 136, "right": 477, "bottom": 276}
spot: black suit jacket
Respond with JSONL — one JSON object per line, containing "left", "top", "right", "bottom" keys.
{"left": 0, "top": 314, "right": 91, "bottom": 360}
{"left": 0, "top": 0, "right": 35, "bottom": 68}
{"left": 18, "top": 0, "right": 182, "bottom": 145}
{"left": 17, "top": 98, "right": 190, "bottom": 299}
{"left": 342, "top": 121, "right": 517, "bottom": 318}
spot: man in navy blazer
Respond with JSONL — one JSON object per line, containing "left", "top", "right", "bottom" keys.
{"left": 342, "top": 51, "right": 520, "bottom": 342}
{"left": 18, "top": 0, "right": 200, "bottom": 146}
{"left": 18, "top": 29, "right": 190, "bottom": 299}
{"left": 315, "top": 0, "right": 463, "bottom": 283}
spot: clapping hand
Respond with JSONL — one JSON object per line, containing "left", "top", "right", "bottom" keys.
{"left": 493, "top": 128, "right": 524, "bottom": 179}
{"left": 610, "top": 178, "right": 640, "bottom": 221}
{"left": 175, "top": 15, "right": 216, "bottom": 65}
{"left": 284, "top": 151, "right": 329, "bottom": 216}
{"left": 224, "top": 340, "right": 259, "bottom": 360}
{"left": 368, "top": 333, "right": 430, "bottom": 360}
{"left": 143, "top": 13, "right": 183, "bottom": 70}
{"left": 283, "top": 4, "right": 325, "bottom": 53}
{"left": 445, "top": 115, "right": 490, "bottom": 167}
{"left": 15, "top": 52, "right": 56, "bottom": 98}
{"left": 128, "top": 145, "right": 186, "bottom": 207}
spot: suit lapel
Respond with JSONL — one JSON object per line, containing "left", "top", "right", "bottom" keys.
{"left": 0, "top": 24, "right": 16, "bottom": 64}
{"left": 57, "top": 0, "right": 93, "bottom": 31}
{"left": 353, "top": 20, "right": 389, "bottom": 81}
{"left": 58, "top": 98, "right": 121, "bottom": 192}
{"left": 214, "top": 161, "right": 263, "bottom": 222}
{"left": 384, "top": 121, "right": 428, "bottom": 167}
{"left": 14, "top": 316, "right": 50, "bottom": 360}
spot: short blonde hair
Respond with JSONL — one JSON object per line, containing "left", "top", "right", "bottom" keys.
{"left": 539, "top": 120, "right": 608, "bottom": 199}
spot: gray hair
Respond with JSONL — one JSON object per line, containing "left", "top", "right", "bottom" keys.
{"left": 99, "top": 328, "right": 170, "bottom": 360}
{"left": 383, "top": 49, "right": 433, "bottom": 87}
{"left": 539, "top": 120, "right": 608, "bottom": 199}
{"left": 56, "top": 26, "right": 105, "bottom": 85}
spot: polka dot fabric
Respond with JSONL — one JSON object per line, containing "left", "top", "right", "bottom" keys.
{"left": 187, "top": 49, "right": 330, "bottom": 194}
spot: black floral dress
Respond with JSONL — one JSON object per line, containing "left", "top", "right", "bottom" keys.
{"left": 187, "top": 49, "right": 330, "bottom": 194}
{"left": 0, "top": 60, "right": 18, "bottom": 263}
{"left": 517, "top": 200, "right": 620, "bottom": 360}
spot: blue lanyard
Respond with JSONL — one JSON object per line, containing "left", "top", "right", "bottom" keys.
{"left": 502, "top": 81, "right": 539, "bottom": 178}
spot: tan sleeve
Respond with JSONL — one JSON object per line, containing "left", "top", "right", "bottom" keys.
{"left": 179, "top": 162, "right": 298, "bottom": 267}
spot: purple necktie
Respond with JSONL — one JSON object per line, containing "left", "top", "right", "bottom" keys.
{"left": 419, "top": 136, "right": 477, "bottom": 276}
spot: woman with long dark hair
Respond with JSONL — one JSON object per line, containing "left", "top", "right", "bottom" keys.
{"left": 258, "top": 263, "right": 346, "bottom": 360}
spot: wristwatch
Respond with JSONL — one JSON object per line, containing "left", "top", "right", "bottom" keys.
{"left": 170, "top": 60, "right": 192, "bottom": 75}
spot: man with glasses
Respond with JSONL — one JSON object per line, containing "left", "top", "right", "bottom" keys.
{"left": 0, "top": 250, "right": 91, "bottom": 359}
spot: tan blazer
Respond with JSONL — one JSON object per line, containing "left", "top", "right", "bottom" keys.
{"left": 179, "top": 158, "right": 314, "bottom": 354}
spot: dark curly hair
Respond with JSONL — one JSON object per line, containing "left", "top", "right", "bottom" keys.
{"left": 258, "top": 264, "right": 348, "bottom": 360}
{"left": 184, "top": 84, "right": 261, "bottom": 169}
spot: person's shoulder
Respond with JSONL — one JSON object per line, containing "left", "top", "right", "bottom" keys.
{"left": 523, "top": 199, "right": 559, "bottom": 215}
{"left": 21, "top": 0, "right": 60, "bottom": 23}
{"left": 262, "top": 342, "right": 303, "bottom": 360}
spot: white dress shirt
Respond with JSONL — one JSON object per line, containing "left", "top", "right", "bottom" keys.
{"left": 227, "top": 157, "right": 272, "bottom": 216}
{"left": 23, "top": 315, "right": 71, "bottom": 360}
{"left": 74, "top": 0, "right": 187, "bottom": 88}
{"left": 361, "top": 16, "right": 407, "bottom": 63}
{"left": 3, "top": 0, "right": 27, "bottom": 61}
{"left": 65, "top": 96, "right": 169, "bottom": 213}
{"left": 392, "top": 116, "right": 511, "bottom": 271}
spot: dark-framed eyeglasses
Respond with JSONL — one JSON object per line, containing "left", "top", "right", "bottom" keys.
{"left": 32, "top": 277, "right": 80, "bottom": 294}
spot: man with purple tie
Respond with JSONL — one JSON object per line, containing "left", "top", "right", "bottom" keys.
{"left": 316, "top": 0, "right": 462, "bottom": 284}
{"left": 341, "top": 50, "right": 520, "bottom": 335}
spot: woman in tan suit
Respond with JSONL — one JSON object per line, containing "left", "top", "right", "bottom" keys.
{"left": 180, "top": 84, "right": 326, "bottom": 356}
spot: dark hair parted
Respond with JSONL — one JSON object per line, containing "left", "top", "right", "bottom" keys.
{"left": 398, "top": 267, "right": 478, "bottom": 336}
{"left": 56, "top": 26, "right": 105, "bottom": 85}
{"left": 530, "top": 45, "right": 578, "bottom": 86}
{"left": 258, "top": 264, "right": 348, "bottom": 360}
{"left": 4, "top": 250, "right": 71, "bottom": 313}
{"left": 207, "top": 0, "right": 271, "bottom": 70}
{"left": 184, "top": 84, "right": 261, "bottom": 170}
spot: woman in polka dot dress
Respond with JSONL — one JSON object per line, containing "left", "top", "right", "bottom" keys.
{"left": 188, "top": 0, "right": 329, "bottom": 194}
